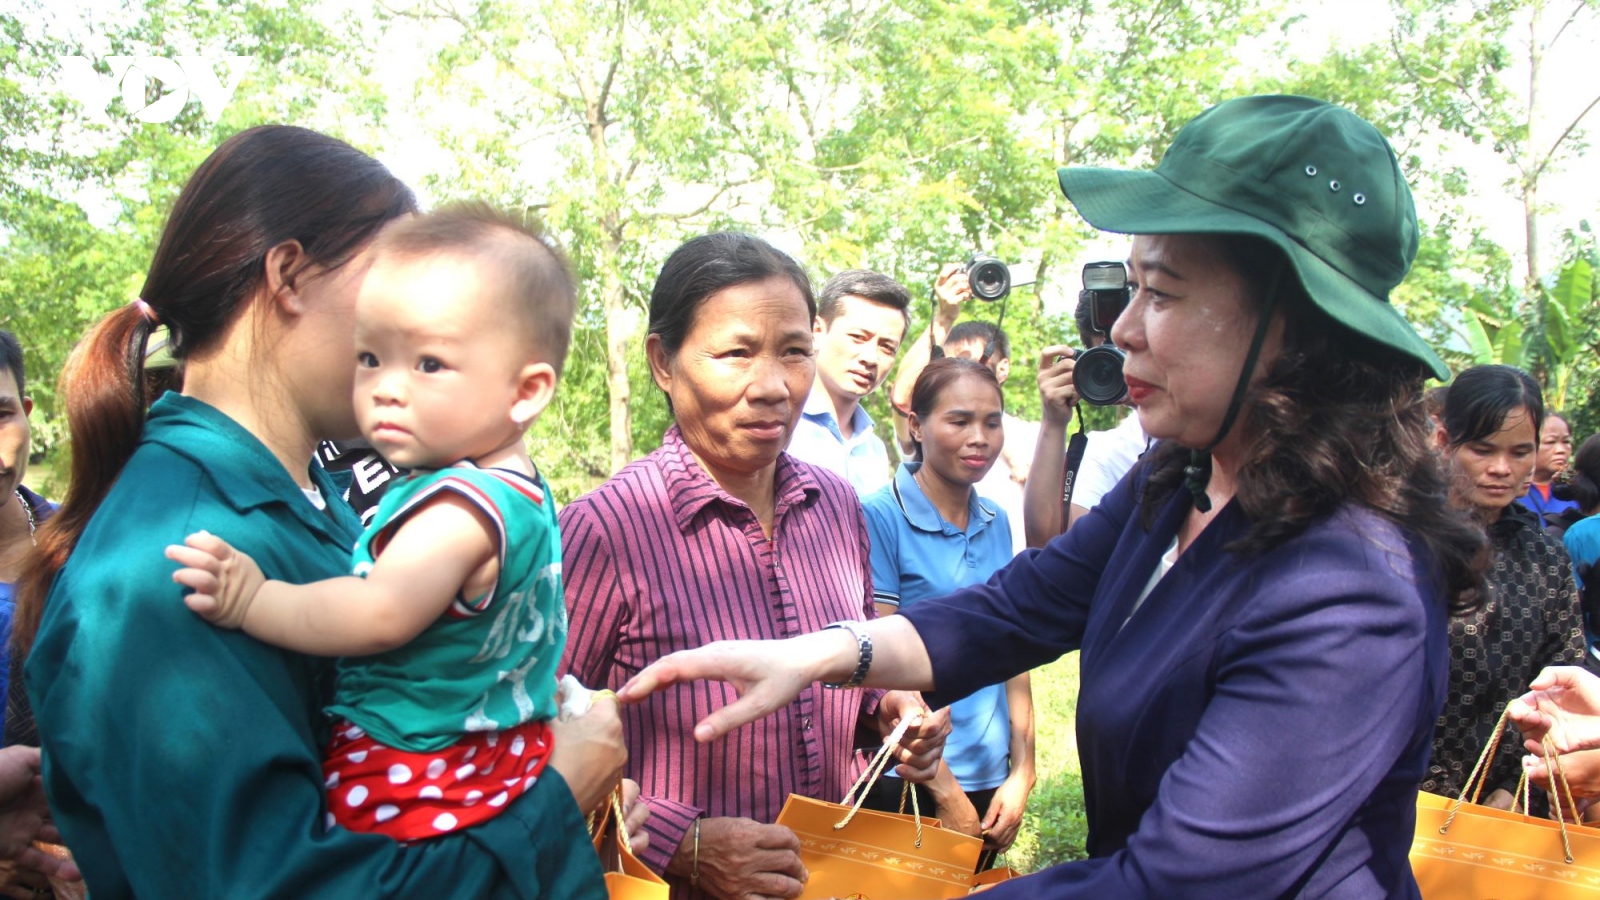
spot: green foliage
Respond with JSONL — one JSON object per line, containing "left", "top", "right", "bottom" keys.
{"left": 0, "top": 0, "right": 389, "bottom": 451}
{"left": 369, "top": 0, "right": 1290, "bottom": 492}
{"left": 1538, "top": 255, "right": 1597, "bottom": 409}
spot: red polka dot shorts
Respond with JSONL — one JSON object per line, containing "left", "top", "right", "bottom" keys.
{"left": 322, "top": 717, "right": 553, "bottom": 841}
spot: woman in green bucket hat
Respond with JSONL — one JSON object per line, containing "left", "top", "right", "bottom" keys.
{"left": 620, "top": 95, "right": 1485, "bottom": 897}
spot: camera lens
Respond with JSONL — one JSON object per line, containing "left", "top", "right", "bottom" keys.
{"left": 1073, "top": 345, "right": 1129, "bottom": 406}
{"left": 965, "top": 256, "right": 1011, "bottom": 302}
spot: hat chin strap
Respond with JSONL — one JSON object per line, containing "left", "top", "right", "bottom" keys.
{"left": 1183, "top": 267, "right": 1286, "bottom": 513}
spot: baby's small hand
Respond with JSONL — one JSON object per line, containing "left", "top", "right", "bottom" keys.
{"left": 165, "top": 531, "right": 266, "bottom": 630}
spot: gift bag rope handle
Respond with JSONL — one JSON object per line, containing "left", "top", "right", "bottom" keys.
{"left": 610, "top": 786, "right": 637, "bottom": 857}
{"left": 1513, "top": 738, "right": 1583, "bottom": 826}
{"left": 586, "top": 784, "right": 637, "bottom": 869}
{"left": 1443, "top": 704, "right": 1579, "bottom": 864}
{"left": 835, "top": 710, "right": 926, "bottom": 848}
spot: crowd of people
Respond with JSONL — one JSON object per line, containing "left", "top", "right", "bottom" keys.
{"left": 0, "top": 93, "right": 1597, "bottom": 899}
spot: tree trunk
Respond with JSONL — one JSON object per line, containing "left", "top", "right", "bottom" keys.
{"left": 602, "top": 242, "right": 633, "bottom": 473}
{"left": 1524, "top": 0, "right": 1544, "bottom": 297}
{"left": 580, "top": 71, "right": 634, "bottom": 472}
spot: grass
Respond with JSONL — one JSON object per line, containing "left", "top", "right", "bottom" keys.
{"left": 1000, "top": 650, "right": 1090, "bottom": 873}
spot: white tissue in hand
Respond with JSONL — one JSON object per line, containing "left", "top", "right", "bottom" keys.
{"left": 557, "top": 674, "right": 594, "bottom": 721}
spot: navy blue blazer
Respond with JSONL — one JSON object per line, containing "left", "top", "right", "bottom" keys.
{"left": 902, "top": 465, "right": 1449, "bottom": 898}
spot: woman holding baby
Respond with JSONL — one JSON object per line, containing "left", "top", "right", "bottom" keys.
{"left": 14, "top": 126, "right": 632, "bottom": 897}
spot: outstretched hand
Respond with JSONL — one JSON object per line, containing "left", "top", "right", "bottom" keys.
{"left": 1508, "top": 666, "right": 1600, "bottom": 755}
{"left": 619, "top": 631, "right": 856, "bottom": 743}
{"left": 165, "top": 531, "right": 266, "bottom": 629}
{"left": 619, "top": 639, "right": 820, "bottom": 743}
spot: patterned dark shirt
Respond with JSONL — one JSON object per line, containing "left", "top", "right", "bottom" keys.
{"left": 1423, "top": 502, "right": 1585, "bottom": 802}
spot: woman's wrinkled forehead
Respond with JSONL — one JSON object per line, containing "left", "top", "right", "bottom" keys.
{"left": 681, "top": 277, "right": 813, "bottom": 346}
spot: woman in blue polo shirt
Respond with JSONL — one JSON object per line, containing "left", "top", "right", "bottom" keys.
{"left": 862, "top": 357, "right": 1035, "bottom": 859}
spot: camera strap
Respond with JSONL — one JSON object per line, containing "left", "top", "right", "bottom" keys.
{"left": 981, "top": 292, "right": 1010, "bottom": 367}
{"left": 1184, "top": 267, "right": 1287, "bottom": 513}
{"left": 1060, "top": 402, "right": 1089, "bottom": 520}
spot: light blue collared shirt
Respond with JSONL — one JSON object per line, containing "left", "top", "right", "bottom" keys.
{"left": 862, "top": 462, "right": 1013, "bottom": 790}
{"left": 786, "top": 385, "right": 892, "bottom": 496}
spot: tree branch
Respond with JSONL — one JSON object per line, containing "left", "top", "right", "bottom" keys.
{"left": 639, "top": 177, "right": 758, "bottom": 222}
{"left": 596, "top": 0, "right": 627, "bottom": 119}
{"left": 1547, "top": 0, "right": 1589, "bottom": 49}
{"left": 1388, "top": 27, "right": 1530, "bottom": 179}
{"left": 1530, "top": 91, "right": 1600, "bottom": 182}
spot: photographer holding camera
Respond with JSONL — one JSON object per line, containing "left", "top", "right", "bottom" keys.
{"left": 620, "top": 95, "right": 1484, "bottom": 897}
{"left": 1023, "top": 272, "right": 1153, "bottom": 548}
{"left": 889, "top": 261, "right": 1041, "bottom": 553}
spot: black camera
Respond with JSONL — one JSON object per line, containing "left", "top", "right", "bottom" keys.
{"left": 1072, "top": 261, "right": 1132, "bottom": 406}
{"left": 964, "top": 253, "right": 1011, "bottom": 302}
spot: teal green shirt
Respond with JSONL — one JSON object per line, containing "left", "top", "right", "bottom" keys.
{"left": 26, "top": 393, "right": 603, "bottom": 899}
{"left": 330, "top": 463, "right": 566, "bottom": 752}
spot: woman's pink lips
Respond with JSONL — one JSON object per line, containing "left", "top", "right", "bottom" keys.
{"left": 1124, "top": 375, "right": 1157, "bottom": 403}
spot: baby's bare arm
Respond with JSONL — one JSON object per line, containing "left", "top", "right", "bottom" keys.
{"left": 165, "top": 494, "right": 498, "bottom": 656}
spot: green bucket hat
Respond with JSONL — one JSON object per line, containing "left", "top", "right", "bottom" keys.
{"left": 1057, "top": 94, "right": 1448, "bottom": 380}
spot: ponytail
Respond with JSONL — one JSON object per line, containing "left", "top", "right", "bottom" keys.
{"left": 13, "top": 304, "right": 154, "bottom": 655}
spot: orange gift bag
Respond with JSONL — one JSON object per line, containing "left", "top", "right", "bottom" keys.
{"left": 968, "top": 867, "right": 1024, "bottom": 892}
{"left": 1411, "top": 706, "right": 1600, "bottom": 898}
{"left": 590, "top": 787, "right": 669, "bottom": 900}
{"left": 777, "top": 713, "right": 986, "bottom": 899}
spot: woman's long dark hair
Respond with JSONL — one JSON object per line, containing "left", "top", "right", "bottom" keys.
{"left": 1140, "top": 235, "right": 1485, "bottom": 613}
{"left": 13, "top": 126, "right": 416, "bottom": 657}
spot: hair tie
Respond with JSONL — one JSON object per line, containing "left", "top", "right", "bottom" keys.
{"left": 131, "top": 298, "right": 159, "bottom": 325}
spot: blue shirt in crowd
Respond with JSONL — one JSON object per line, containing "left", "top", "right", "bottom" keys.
{"left": 862, "top": 462, "right": 1013, "bottom": 791}
{"left": 1519, "top": 483, "right": 1579, "bottom": 528}
{"left": 787, "top": 385, "right": 892, "bottom": 496}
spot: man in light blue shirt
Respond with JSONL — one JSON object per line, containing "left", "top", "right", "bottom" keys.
{"left": 786, "top": 270, "right": 910, "bottom": 495}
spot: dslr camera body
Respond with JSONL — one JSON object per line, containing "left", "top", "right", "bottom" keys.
{"left": 1073, "top": 261, "right": 1132, "bottom": 406}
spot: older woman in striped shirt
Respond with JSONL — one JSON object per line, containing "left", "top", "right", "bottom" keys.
{"left": 559, "top": 232, "right": 947, "bottom": 900}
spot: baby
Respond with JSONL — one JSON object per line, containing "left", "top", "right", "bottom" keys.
{"left": 166, "top": 202, "right": 577, "bottom": 840}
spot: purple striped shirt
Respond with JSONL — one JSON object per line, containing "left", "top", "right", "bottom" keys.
{"left": 560, "top": 425, "right": 879, "bottom": 896}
